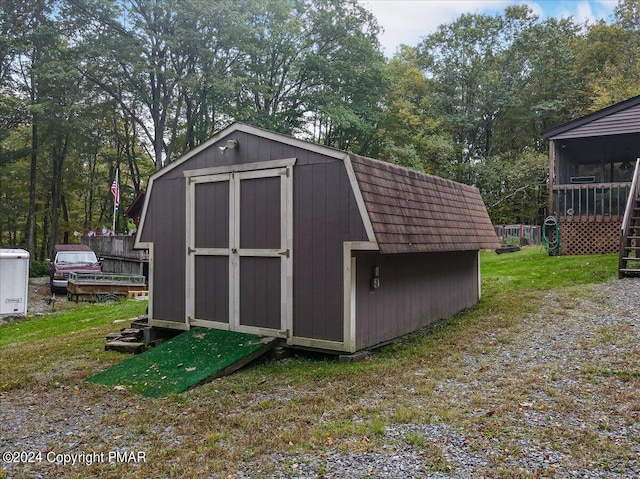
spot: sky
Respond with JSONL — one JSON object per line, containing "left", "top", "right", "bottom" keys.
{"left": 359, "top": 0, "right": 619, "bottom": 56}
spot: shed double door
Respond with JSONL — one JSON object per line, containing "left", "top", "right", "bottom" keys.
{"left": 187, "top": 166, "right": 292, "bottom": 338}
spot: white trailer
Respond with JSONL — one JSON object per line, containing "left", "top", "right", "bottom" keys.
{"left": 0, "top": 249, "right": 30, "bottom": 317}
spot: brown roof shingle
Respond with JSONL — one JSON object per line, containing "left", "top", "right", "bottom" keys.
{"left": 349, "top": 153, "right": 499, "bottom": 254}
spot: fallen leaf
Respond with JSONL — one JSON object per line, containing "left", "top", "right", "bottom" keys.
{"left": 519, "top": 402, "right": 533, "bottom": 408}
{"left": 486, "top": 409, "right": 496, "bottom": 417}
{"left": 114, "top": 385, "right": 126, "bottom": 391}
{"left": 185, "top": 367, "right": 196, "bottom": 372}
{"left": 326, "top": 437, "right": 333, "bottom": 446}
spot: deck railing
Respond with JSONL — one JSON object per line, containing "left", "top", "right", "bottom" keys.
{"left": 552, "top": 182, "right": 631, "bottom": 219}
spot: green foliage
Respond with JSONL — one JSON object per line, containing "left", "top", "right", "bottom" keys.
{"left": 29, "top": 259, "right": 49, "bottom": 277}
{"left": 475, "top": 151, "right": 548, "bottom": 224}
{"left": 3, "top": 0, "right": 640, "bottom": 255}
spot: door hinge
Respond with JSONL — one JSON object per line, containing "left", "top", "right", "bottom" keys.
{"left": 187, "top": 247, "right": 195, "bottom": 255}
{"left": 280, "top": 329, "right": 291, "bottom": 338}
{"left": 279, "top": 249, "right": 290, "bottom": 258}
{"left": 280, "top": 168, "right": 290, "bottom": 177}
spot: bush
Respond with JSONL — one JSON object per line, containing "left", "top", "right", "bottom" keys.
{"left": 29, "top": 260, "right": 49, "bottom": 278}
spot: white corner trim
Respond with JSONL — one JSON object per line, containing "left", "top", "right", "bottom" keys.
{"left": 342, "top": 154, "right": 378, "bottom": 245}
{"left": 134, "top": 178, "right": 154, "bottom": 249}
{"left": 342, "top": 241, "right": 378, "bottom": 353}
{"left": 477, "top": 250, "right": 482, "bottom": 301}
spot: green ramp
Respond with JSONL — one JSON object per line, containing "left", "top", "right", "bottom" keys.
{"left": 87, "top": 327, "right": 278, "bottom": 398}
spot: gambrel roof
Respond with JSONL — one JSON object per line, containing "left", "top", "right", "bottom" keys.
{"left": 137, "top": 123, "right": 498, "bottom": 254}
{"left": 349, "top": 153, "right": 498, "bottom": 254}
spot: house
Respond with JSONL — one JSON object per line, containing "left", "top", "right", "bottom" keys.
{"left": 135, "top": 123, "right": 498, "bottom": 353}
{"left": 543, "top": 95, "right": 640, "bottom": 264}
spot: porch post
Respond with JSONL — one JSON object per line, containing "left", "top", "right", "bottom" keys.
{"left": 548, "top": 139, "right": 555, "bottom": 215}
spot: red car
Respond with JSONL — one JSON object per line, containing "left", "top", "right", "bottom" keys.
{"left": 49, "top": 244, "right": 101, "bottom": 294}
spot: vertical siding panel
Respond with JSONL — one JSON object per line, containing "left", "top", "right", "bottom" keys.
{"left": 151, "top": 178, "right": 186, "bottom": 323}
{"left": 239, "top": 257, "right": 280, "bottom": 329}
{"left": 293, "top": 165, "right": 314, "bottom": 338}
{"left": 195, "top": 181, "right": 229, "bottom": 249}
{"left": 325, "top": 163, "right": 344, "bottom": 340}
{"left": 354, "top": 251, "right": 480, "bottom": 351}
{"left": 240, "top": 177, "right": 281, "bottom": 250}
{"left": 311, "top": 163, "right": 328, "bottom": 340}
{"left": 195, "top": 256, "right": 228, "bottom": 322}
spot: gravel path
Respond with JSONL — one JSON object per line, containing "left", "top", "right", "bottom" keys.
{"left": 1, "top": 279, "right": 639, "bottom": 478}
{"left": 235, "top": 279, "right": 640, "bottom": 478}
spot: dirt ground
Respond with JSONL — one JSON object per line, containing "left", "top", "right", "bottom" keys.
{"left": 27, "top": 276, "right": 55, "bottom": 314}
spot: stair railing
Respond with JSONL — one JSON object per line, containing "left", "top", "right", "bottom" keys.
{"left": 618, "top": 158, "right": 640, "bottom": 276}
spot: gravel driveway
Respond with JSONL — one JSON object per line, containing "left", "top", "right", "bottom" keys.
{"left": 1, "top": 278, "right": 639, "bottom": 478}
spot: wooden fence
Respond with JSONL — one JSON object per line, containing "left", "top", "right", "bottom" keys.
{"left": 81, "top": 235, "right": 148, "bottom": 277}
{"left": 493, "top": 224, "right": 541, "bottom": 245}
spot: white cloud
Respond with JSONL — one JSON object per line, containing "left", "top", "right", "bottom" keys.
{"left": 360, "top": 0, "right": 512, "bottom": 55}
{"left": 575, "top": 0, "right": 596, "bottom": 23}
{"left": 360, "top": 0, "right": 617, "bottom": 56}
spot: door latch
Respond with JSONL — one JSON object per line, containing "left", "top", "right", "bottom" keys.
{"left": 279, "top": 249, "right": 290, "bottom": 258}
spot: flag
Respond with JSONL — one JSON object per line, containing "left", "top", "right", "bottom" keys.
{"left": 110, "top": 169, "right": 120, "bottom": 207}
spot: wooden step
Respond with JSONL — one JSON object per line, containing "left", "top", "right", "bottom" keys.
{"left": 619, "top": 268, "right": 640, "bottom": 274}
{"left": 622, "top": 257, "right": 640, "bottom": 261}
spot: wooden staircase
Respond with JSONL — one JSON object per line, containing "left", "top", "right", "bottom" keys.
{"left": 619, "top": 159, "right": 640, "bottom": 278}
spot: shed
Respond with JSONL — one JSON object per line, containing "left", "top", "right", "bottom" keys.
{"left": 135, "top": 123, "right": 498, "bottom": 353}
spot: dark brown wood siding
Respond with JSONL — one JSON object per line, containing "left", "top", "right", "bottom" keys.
{"left": 293, "top": 160, "right": 368, "bottom": 342}
{"left": 141, "top": 131, "right": 368, "bottom": 336}
{"left": 140, "top": 177, "right": 186, "bottom": 323}
{"left": 195, "top": 256, "right": 229, "bottom": 322}
{"left": 195, "top": 181, "right": 229, "bottom": 248}
{"left": 240, "top": 176, "right": 281, "bottom": 249}
{"left": 549, "top": 103, "right": 640, "bottom": 140}
{"left": 353, "top": 250, "right": 479, "bottom": 350}
{"left": 239, "top": 257, "right": 281, "bottom": 329}
{"left": 159, "top": 130, "right": 336, "bottom": 180}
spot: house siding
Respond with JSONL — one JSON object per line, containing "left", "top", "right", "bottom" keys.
{"left": 140, "top": 177, "right": 186, "bottom": 324}
{"left": 293, "top": 160, "right": 368, "bottom": 342}
{"left": 354, "top": 250, "right": 479, "bottom": 350}
{"left": 549, "top": 103, "right": 640, "bottom": 140}
{"left": 140, "top": 130, "right": 368, "bottom": 338}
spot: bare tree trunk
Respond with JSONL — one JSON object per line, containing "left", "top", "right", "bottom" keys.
{"left": 48, "top": 133, "right": 69, "bottom": 257}
{"left": 25, "top": 114, "right": 38, "bottom": 256}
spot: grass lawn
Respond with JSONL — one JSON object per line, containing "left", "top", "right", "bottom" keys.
{"left": 0, "top": 247, "right": 627, "bottom": 478}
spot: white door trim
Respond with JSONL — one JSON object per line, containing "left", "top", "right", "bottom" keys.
{"left": 186, "top": 162, "right": 295, "bottom": 338}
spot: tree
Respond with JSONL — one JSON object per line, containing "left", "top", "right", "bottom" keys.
{"left": 228, "top": 0, "right": 388, "bottom": 155}
{"left": 373, "top": 46, "right": 454, "bottom": 176}
{"left": 574, "top": 0, "right": 640, "bottom": 111}
{"left": 417, "top": 5, "right": 542, "bottom": 180}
